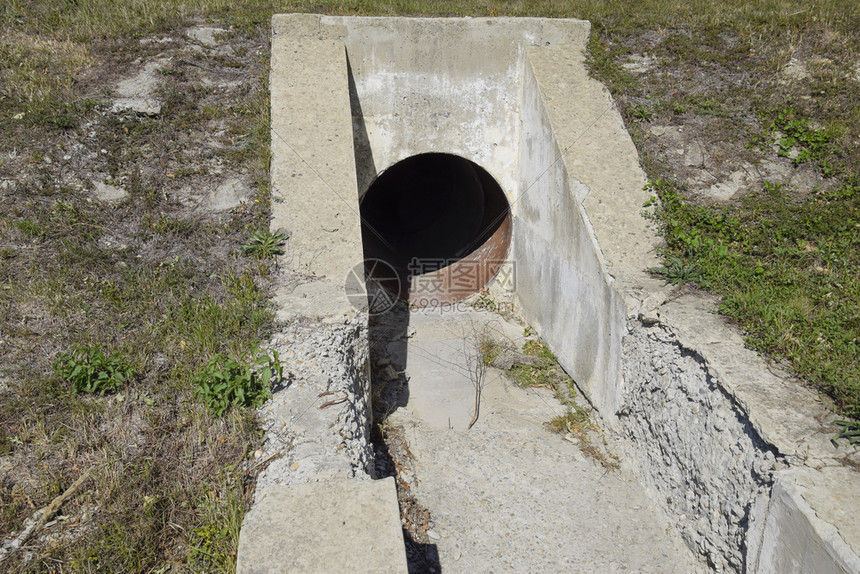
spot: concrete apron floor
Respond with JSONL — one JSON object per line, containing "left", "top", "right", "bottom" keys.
{"left": 384, "top": 308, "right": 704, "bottom": 573}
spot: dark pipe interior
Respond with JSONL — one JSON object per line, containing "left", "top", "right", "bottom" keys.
{"left": 360, "top": 152, "right": 511, "bottom": 302}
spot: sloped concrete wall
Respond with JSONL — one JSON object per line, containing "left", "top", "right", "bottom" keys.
{"left": 514, "top": 54, "right": 626, "bottom": 418}
{"left": 518, "top": 25, "right": 860, "bottom": 574}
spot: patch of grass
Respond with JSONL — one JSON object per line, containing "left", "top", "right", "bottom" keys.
{"left": 586, "top": 24, "right": 638, "bottom": 97}
{"left": 547, "top": 407, "right": 592, "bottom": 436}
{"left": 476, "top": 333, "right": 501, "bottom": 367}
{"left": 648, "top": 177, "right": 860, "bottom": 418}
{"left": 508, "top": 339, "right": 562, "bottom": 389}
{"left": 194, "top": 348, "right": 282, "bottom": 417}
{"left": 187, "top": 471, "right": 247, "bottom": 571}
{"left": 53, "top": 346, "right": 135, "bottom": 395}
{"left": 0, "top": 32, "right": 92, "bottom": 125}
{"left": 763, "top": 105, "right": 839, "bottom": 170}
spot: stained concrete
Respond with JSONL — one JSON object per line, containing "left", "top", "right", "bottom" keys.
{"left": 269, "top": 28, "right": 363, "bottom": 322}
{"left": 237, "top": 477, "right": 407, "bottom": 574}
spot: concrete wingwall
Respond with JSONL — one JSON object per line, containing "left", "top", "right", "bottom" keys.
{"left": 514, "top": 54, "right": 626, "bottom": 420}
{"left": 511, "top": 24, "right": 860, "bottom": 574}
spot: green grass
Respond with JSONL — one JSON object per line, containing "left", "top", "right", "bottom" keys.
{"left": 648, "top": 177, "right": 860, "bottom": 418}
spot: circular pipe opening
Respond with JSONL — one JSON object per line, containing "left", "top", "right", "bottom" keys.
{"left": 360, "top": 153, "right": 511, "bottom": 305}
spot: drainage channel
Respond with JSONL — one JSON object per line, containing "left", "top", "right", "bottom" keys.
{"left": 368, "top": 305, "right": 705, "bottom": 573}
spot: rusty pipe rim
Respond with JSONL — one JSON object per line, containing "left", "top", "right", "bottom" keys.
{"left": 360, "top": 152, "right": 512, "bottom": 306}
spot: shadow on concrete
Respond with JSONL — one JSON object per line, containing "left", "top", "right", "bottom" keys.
{"left": 350, "top": 55, "right": 440, "bottom": 573}
{"left": 347, "top": 57, "right": 376, "bottom": 201}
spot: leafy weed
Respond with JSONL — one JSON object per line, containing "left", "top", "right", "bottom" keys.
{"left": 194, "top": 348, "right": 282, "bottom": 416}
{"left": 242, "top": 228, "right": 288, "bottom": 259}
{"left": 53, "top": 347, "right": 135, "bottom": 395}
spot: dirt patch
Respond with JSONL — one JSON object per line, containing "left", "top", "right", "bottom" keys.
{"left": 0, "top": 19, "right": 275, "bottom": 572}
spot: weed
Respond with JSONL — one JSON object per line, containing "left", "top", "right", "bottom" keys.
{"left": 53, "top": 346, "right": 134, "bottom": 395}
{"left": 466, "top": 331, "right": 492, "bottom": 429}
{"left": 472, "top": 289, "right": 498, "bottom": 312}
{"left": 13, "top": 218, "right": 44, "bottom": 239}
{"left": 242, "top": 228, "right": 288, "bottom": 259}
{"left": 632, "top": 102, "right": 653, "bottom": 121}
{"left": 476, "top": 333, "right": 501, "bottom": 367}
{"left": 507, "top": 339, "right": 568, "bottom": 393}
{"left": 522, "top": 339, "right": 556, "bottom": 360}
{"left": 547, "top": 407, "right": 592, "bottom": 436}
{"left": 649, "top": 255, "right": 706, "bottom": 287}
{"left": 831, "top": 420, "right": 860, "bottom": 447}
{"left": 194, "top": 348, "right": 282, "bottom": 416}
{"left": 763, "top": 106, "right": 837, "bottom": 168}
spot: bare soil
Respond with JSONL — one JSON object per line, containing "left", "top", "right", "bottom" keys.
{"left": 0, "top": 20, "right": 275, "bottom": 572}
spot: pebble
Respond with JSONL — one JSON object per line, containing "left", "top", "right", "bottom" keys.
{"left": 426, "top": 529, "right": 441, "bottom": 540}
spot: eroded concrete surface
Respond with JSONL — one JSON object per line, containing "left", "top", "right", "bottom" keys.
{"left": 382, "top": 308, "right": 705, "bottom": 573}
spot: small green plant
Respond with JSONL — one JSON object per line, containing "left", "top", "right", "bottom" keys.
{"left": 632, "top": 102, "right": 653, "bottom": 121}
{"left": 508, "top": 340, "right": 564, "bottom": 389}
{"left": 649, "top": 255, "right": 705, "bottom": 286}
{"left": 476, "top": 334, "right": 501, "bottom": 367}
{"left": 547, "top": 406, "right": 592, "bottom": 435}
{"left": 522, "top": 340, "right": 556, "bottom": 361}
{"left": 764, "top": 106, "right": 835, "bottom": 167}
{"left": 471, "top": 290, "right": 499, "bottom": 313}
{"left": 831, "top": 420, "right": 860, "bottom": 447}
{"left": 241, "top": 228, "right": 288, "bottom": 258}
{"left": 194, "top": 348, "right": 282, "bottom": 416}
{"left": 53, "top": 346, "right": 134, "bottom": 395}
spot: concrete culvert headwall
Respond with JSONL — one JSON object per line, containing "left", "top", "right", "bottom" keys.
{"left": 241, "top": 14, "right": 860, "bottom": 574}
{"left": 360, "top": 153, "right": 511, "bottom": 304}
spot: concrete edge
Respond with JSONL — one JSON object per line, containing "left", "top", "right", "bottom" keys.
{"left": 236, "top": 15, "right": 406, "bottom": 574}
{"left": 526, "top": 20, "right": 860, "bottom": 573}
{"left": 237, "top": 477, "right": 407, "bottom": 574}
